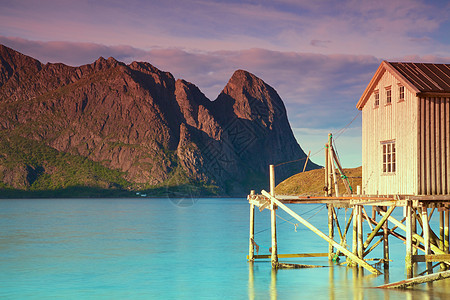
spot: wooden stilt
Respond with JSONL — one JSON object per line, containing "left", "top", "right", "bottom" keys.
{"left": 328, "top": 204, "right": 334, "bottom": 260}
{"left": 324, "top": 143, "right": 329, "bottom": 197}
{"left": 269, "top": 165, "right": 278, "bottom": 268}
{"left": 406, "top": 202, "right": 413, "bottom": 277}
{"left": 261, "top": 190, "right": 382, "bottom": 275}
{"left": 352, "top": 206, "right": 358, "bottom": 259}
{"left": 440, "top": 209, "right": 445, "bottom": 270}
{"left": 357, "top": 205, "right": 363, "bottom": 260}
{"left": 421, "top": 206, "right": 432, "bottom": 274}
{"left": 446, "top": 207, "right": 449, "bottom": 255}
{"left": 383, "top": 207, "right": 389, "bottom": 270}
{"left": 248, "top": 190, "right": 255, "bottom": 262}
{"left": 329, "top": 141, "right": 339, "bottom": 197}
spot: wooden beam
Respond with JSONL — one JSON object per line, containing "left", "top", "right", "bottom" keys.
{"left": 378, "top": 209, "right": 446, "bottom": 254}
{"left": 303, "top": 150, "right": 311, "bottom": 173}
{"left": 363, "top": 236, "right": 383, "bottom": 257}
{"left": 247, "top": 253, "right": 344, "bottom": 259}
{"left": 377, "top": 270, "right": 450, "bottom": 289}
{"left": 332, "top": 207, "right": 343, "bottom": 241}
{"left": 413, "top": 254, "right": 450, "bottom": 262}
{"left": 363, "top": 205, "right": 396, "bottom": 249}
{"left": 261, "top": 190, "right": 382, "bottom": 275}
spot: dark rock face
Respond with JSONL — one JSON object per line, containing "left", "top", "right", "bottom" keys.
{"left": 0, "top": 44, "right": 319, "bottom": 195}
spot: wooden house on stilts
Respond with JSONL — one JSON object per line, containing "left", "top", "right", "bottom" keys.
{"left": 247, "top": 61, "right": 450, "bottom": 286}
{"left": 357, "top": 61, "right": 450, "bottom": 196}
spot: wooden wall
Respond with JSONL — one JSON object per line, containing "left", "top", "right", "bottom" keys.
{"left": 418, "top": 97, "right": 450, "bottom": 195}
{"left": 362, "top": 70, "right": 419, "bottom": 195}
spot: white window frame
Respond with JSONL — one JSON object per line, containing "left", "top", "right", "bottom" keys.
{"left": 381, "top": 140, "right": 396, "bottom": 173}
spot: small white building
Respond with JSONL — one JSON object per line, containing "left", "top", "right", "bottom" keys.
{"left": 357, "top": 61, "right": 450, "bottom": 196}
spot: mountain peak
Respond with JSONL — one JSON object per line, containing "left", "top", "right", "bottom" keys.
{"left": 0, "top": 45, "right": 318, "bottom": 196}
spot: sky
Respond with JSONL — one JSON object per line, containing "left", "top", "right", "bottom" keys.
{"left": 1, "top": 0, "right": 450, "bottom": 168}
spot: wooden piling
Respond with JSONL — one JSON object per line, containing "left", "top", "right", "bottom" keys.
{"left": 329, "top": 141, "right": 339, "bottom": 197}
{"left": 248, "top": 190, "right": 255, "bottom": 262}
{"left": 446, "top": 207, "right": 449, "bottom": 255}
{"left": 269, "top": 165, "right": 278, "bottom": 268}
{"left": 421, "top": 206, "right": 432, "bottom": 274}
{"left": 357, "top": 205, "right": 363, "bottom": 260}
{"left": 328, "top": 204, "right": 334, "bottom": 260}
{"left": 440, "top": 209, "right": 445, "bottom": 270}
{"left": 383, "top": 207, "right": 389, "bottom": 270}
{"left": 352, "top": 206, "right": 358, "bottom": 259}
{"left": 406, "top": 202, "right": 413, "bottom": 277}
{"left": 325, "top": 143, "right": 329, "bottom": 197}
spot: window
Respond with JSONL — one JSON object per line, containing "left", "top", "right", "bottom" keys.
{"left": 374, "top": 90, "right": 379, "bottom": 107}
{"left": 399, "top": 85, "right": 405, "bottom": 101}
{"left": 382, "top": 140, "right": 396, "bottom": 173}
{"left": 386, "top": 87, "right": 392, "bottom": 104}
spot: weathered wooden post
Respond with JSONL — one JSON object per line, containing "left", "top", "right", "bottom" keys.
{"left": 269, "top": 164, "right": 278, "bottom": 268}
{"left": 328, "top": 204, "right": 334, "bottom": 260}
{"left": 325, "top": 143, "right": 329, "bottom": 197}
{"left": 357, "top": 205, "right": 363, "bottom": 260}
{"left": 440, "top": 208, "right": 445, "bottom": 270}
{"left": 383, "top": 206, "right": 389, "bottom": 270}
{"left": 248, "top": 190, "right": 256, "bottom": 262}
{"left": 352, "top": 205, "right": 358, "bottom": 263}
{"left": 446, "top": 206, "right": 449, "bottom": 255}
{"left": 328, "top": 134, "right": 339, "bottom": 197}
{"left": 406, "top": 202, "right": 413, "bottom": 277}
{"left": 421, "top": 205, "right": 432, "bottom": 274}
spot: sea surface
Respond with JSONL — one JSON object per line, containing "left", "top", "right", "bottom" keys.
{"left": 0, "top": 197, "right": 449, "bottom": 299}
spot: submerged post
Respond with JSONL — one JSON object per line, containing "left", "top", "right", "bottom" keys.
{"left": 269, "top": 165, "right": 278, "bottom": 268}
{"left": 357, "top": 205, "right": 363, "bottom": 260}
{"left": 406, "top": 202, "right": 413, "bottom": 277}
{"left": 421, "top": 205, "right": 432, "bottom": 274}
{"left": 383, "top": 206, "right": 389, "bottom": 270}
{"left": 248, "top": 190, "right": 255, "bottom": 261}
{"left": 328, "top": 204, "right": 334, "bottom": 260}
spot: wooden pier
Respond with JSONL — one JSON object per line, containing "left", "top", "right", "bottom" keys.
{"left": 247, "top": 134, "right": 450, "bottom": 286}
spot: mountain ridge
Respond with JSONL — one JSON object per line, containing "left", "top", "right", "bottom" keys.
{"left": 0, "top": 44, "right": 319, "bottom": 197}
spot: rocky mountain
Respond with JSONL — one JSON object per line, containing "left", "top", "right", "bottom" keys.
{"left": 0, "top": 44, "right": 319, "bottom": 197}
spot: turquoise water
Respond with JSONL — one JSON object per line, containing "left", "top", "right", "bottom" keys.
{"left": 0, "top": 198, "right": 449, "bottom": 299}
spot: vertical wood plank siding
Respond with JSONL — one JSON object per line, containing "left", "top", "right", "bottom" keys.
{"left": 362, "top": 70, "right": 419, "bottom": 195}
{"left": 419, "top": 97, "right": 450, "bottom": 195}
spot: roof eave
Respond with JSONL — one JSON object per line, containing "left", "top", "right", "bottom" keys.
{"left": 356, "top": 61, "right": 387, "bottom": 110}
{"left": 356, "top": 61, "right": 422, "bottom": 110}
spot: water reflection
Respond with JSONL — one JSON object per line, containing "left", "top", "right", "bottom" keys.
{"left": 248, "top": 262, "right": 254, "bottom": 300}
{"left": 270, "top": 268, "right": 277, "bottom": 300}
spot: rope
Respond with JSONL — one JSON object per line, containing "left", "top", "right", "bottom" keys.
{"left": 254, "top": 204, "right": 323, "bottom": 235}
{"left": 333, "top": 111, "right": 361, "bottom": 140}
{"left": 277, "top": 214, "right": 299, "bottom": 232}
{"left": 274, "top": 147, "right": 323, "bottom": 168}
{"left": 274, "top": 111, "right": 361, "bottom": 168}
